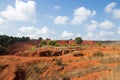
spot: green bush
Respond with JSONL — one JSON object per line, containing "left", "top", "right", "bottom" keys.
{"left": 93, "top": 51, "right": 104, "bottom": 57}
{"left": 48, "top": 40, "right": 57, "bottom": 46}
{"left": 74, "top": 37, "right": 83, "bottom": 45}
{"left": 55, "top": 43, "right": 60, "bottom": 46}
{"left": 0, "top": 45, "right": 7, "bottom": 55}
{"left": 41, "top": 40, "right": 47, "bottom": 45}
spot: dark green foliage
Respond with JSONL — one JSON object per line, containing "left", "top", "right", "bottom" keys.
{"left": 7, "top": 39, "right": 14, "bottom": 44}
{"left": 48, "top": 40, "right": 57, "bottom": 46}
{"left": 74, "top": 37, "right": 83, "bottom": 45}
{"left": 41, "top": 40, "right": 47, "bottom": 45}
{"left": 0, "top": 35, "right": 30, "bottom": 45}
{"left": 0, "top": 45, "right": 7, "bottom": 55}
{"left": 39, "top": 37, "right": 43, "bottom": 41}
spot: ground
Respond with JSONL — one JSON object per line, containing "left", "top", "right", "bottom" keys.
{"left": 0, "top": 41, "right": 120, "bottom": 80}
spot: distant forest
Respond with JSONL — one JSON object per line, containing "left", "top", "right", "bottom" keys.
{"left": 0, "top": 35, "right": 30, "bottom": 46}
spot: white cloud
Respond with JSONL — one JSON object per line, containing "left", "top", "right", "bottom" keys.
{"left": 0, "top": 18, "right": 9, "bottom": 28}
{"left": 98, "top": 31, "right": 114, "bottom": 37}
{"left": 71, "top": 7, "right": 96, "bottom": 25}
{"left": 0, "top": 31, "right": 4, "bottom": 35}
{"left": 54, "top": 6, "right": 61, "bottom": 10}
{"left": 19, "top": 26, "right": 37, "bottom": 33}
{"left": 61, "top": 31, "right": 74, "bottom": 37}
{"left": 76, "top": 34, "right": 81, "bottom": 37}
{"left": 112, "top": 9, "right": 120, "bottom": 19}
{"left": 54, "top": 16, "right": 69, "bottom": 24}
{"left": 105, "top": 2, "right": 120, "bottom": 19}
{"left": 105, "top": 2, "right": 116, "bottom": 13}
{"left": 0, "top": 18, "right": 6, "bottom": 25}
{"left": 99, "top": 19, "right": 114, "bottom": 29}
{"left": 40, "top": 27, "right": 49, "bottom": 35}
{"left": 118, "top": 27, "right": 120, "bottom": 34}
{"left": 86, "top": 20, "right": 97, "bottom": 31}
{"left": 19, "top": 26, "right": 51, "bottom": 39}
{"left": 87, "top": 32, "right": 94, "bottom": 37}
{"left": 0, "top": 0, "right": 36, "bottom": 21}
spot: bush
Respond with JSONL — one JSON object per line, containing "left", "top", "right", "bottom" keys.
{"left": 73, "top": 52, "right": 84, "bottom": 57}
{"left": 48, "top": 40, "right": 57, "bottom": 46}
{"left": 0, "top": 45, "right": 7, "bottom": 55}
{"left": 96, "top": 41, "right": 103, "bottom": 46}
{"left": 41, "top": 40, "right": 47, "bottom": 45}
{"left": 74, "top": 37, "right": 83, "bottom": 45}
{"left": 55, "top": 43, "right": 60, "bottom": 46}
{"left": 54, "top": 58, "right": 63, "bottom": 66}
{"left": 93, "top": 51, "right": 104, "bottom": 57}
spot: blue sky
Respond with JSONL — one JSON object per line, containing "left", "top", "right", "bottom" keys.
{"left": 0, "top": 0, "right": 120, "bottom": 40}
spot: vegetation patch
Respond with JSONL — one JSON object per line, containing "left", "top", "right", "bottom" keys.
{"left": 92, "top": 51, "right": 104, "bottom": 57}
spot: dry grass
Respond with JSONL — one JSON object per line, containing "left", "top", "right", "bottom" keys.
{"left": 25, "top": 61, "right": 50, "bottom": 80}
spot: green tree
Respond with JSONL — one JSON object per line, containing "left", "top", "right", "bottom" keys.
{"left": 7, "top": 39, "right": 14, "bottom": 44}
{"left": 74, "top": 37, "right": 83, "bottom": 45}
{"left": 0, "top": 45, "right": 7, "bottom": 55}
{"left": 39, "top": 37, "right": 43, "bottom": 41}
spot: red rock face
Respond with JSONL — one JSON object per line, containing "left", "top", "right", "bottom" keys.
{"left": 57, "top": 40, "right": 95, "bottom": 46}
{"left": 81, "top": 40, "right": 95, "bottom": 46}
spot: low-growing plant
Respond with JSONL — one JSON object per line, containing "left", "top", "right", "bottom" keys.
{"left": 41, "top": 40, "right": 47, "bottom": 46}
{"left": 73, "top": 52, "right": 84, "bottom": 57}
{"left": 92, "top": 51, "right": 104, "bottom": 57}
{"left": 48, "top": 40, "right": 57, "bottom": 46}
{"left": 25, "top": 62, "right": 49, "bottom": 80}
{"left": 55, "top": 43, "right": 60, "bottom": 46}
{"left": 54, "top": 58, "right": 63, "bottom": 66}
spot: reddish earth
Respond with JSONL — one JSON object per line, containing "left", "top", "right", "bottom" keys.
{"left": 0, "top": 40, "right": 120, "bottom": 80}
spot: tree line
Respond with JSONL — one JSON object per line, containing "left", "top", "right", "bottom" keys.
{"left": 0, "top": 35, "right": 30, "bottom": 46}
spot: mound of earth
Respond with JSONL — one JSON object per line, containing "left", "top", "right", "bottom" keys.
{"left": 15, "top": 47, "right": 72, "bottom": 57}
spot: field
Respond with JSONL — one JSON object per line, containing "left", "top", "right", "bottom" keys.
{"left": 0, "top": 41, "right": 120, "bottom": 80}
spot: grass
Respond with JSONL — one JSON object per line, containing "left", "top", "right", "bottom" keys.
{"left": 92, "top": 51, "right": 104, "bottom": 57}
{"left": 25, "top": 61, "right": 50, "bottom": 80}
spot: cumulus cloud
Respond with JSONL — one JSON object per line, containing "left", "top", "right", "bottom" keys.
{"left": 19, "top": 26, "right": 53, "bottom": 39}
{"left": 86, "top": 20, "right": 97, "bottom": 31}
{"left": 19, "top": 26, "right": 37, "bottom": 33}
{"left": 0, "top": 0, "right": 36, "bottom": 21}
{"left": 99, "top": 19, "right": 114, "bottom": 29}
{"left": 71, "top": 7, "right": 96, "bottom": 25}
{"left": 54, "top": 16, "right": 69, "bottom": 24}
{"left": 105, "top": 2, "right": 116, "bottom": 13}
{"left": 97, "top": 31, "right": 114, "bottom": 37}
{"left": 61, "top": 31, "right": 74, "bottom": 37}
{"left": 87, "top": 32, "right": 94, "bottom": 37}
{"left": 105, "top": 2, "right": 120, "bottom": 19}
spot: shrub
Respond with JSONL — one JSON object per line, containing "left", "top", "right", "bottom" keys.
{"left": 48, "top": 40, "right": 57, "bottom": 46}
{"left": 96, "top": 41, "right": 103, "bottom": 46}
{"left": 73, "top": 51, "right": 84, "bottom": 57}
{"left": 74, "top": 37, "right": 83, "bottom": 45}
{"left": 0, "top": 45, "right": 7, "bottom": 55}
{"left": 93, "top": 51, "right": 104, "bottom": 57}
{"left": 41, "top": 40, "right": 47, "bottom": 45}
{"left": 55, "top": 43, "right": 60, "bottom": 46}
{"left": 54, "top": 58, "right": 63, "bottom": 66}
